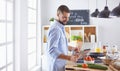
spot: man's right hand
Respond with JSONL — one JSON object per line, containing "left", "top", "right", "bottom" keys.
{"left": 58, "top": 54, "right": 79, "bottom": 62}
{"left": 69, "top": 55, "right": 79, "bottom": 62}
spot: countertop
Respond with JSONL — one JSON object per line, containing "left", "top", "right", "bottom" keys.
{"left": 65, "top": 61, "right": 112, "bottom": 71}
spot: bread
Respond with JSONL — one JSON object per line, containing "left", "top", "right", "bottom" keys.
{"left": 110, "top": 61, "right": 120, "bottom": 71}
{"left": 113, "top": 61, "right": 120, "bottom": 70}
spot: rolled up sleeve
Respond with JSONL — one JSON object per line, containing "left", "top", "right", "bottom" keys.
{"left": 47, "top": 28, "right": 62, "bottom": 59}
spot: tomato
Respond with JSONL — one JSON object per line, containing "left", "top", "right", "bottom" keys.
{"left": 84, "top": 57, "right": 87, "bottom": 61}
{"left": 92, "top": 58, "right": 95, "bottom": 61}
{"left": 85, "top": 56, "right": 92, "bottom": 61}
{"left": 87, "top": 56, "right": 92, "bottom": 61}
{"left": 84, "top": 56, "right": 95, "bottom": 61}
{"left": 82, "top": 63, "right": 88, "bottom": 68}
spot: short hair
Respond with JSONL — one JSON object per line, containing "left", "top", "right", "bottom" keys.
{"left": 57, "top": 5, "right": 70, "bottom": 14}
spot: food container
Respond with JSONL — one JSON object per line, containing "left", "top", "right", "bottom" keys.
{"left": 84, "top": 60, "right": 94, "bottom": 64}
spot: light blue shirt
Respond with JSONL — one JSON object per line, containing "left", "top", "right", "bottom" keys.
{"left": 45, "top": 20, "right": 68, "bottom": 71}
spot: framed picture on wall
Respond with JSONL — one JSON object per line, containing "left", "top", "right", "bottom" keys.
{"left": 67, "top": 10, "right": 89, "bottom": 25}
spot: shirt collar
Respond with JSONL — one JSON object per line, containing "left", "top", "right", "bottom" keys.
{"left": 54, "top": 20, "right": 64, "bottom": 30}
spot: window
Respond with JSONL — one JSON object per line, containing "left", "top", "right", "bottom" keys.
{"left": 27, "top": 0, "right": 38, "bottom": 70}
{"left": 0, "top": 0, "right": 14, "bottom": 71}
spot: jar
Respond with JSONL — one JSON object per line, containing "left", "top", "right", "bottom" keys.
{"left": 103, "top": 45, "right": 107, "bottom": 55}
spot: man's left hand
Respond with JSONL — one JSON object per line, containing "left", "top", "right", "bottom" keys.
{"left": 73, "top": 47, "right": 80, "bottom": 53}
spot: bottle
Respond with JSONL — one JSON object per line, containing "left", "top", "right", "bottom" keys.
{"left": 111, "top": 45, "right": 118, "bottom": 54}
{"left": 103, "top": 45, "right": 107, "bottom": 55}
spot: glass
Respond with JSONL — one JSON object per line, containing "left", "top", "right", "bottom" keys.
{"left": 28, "top": 39, "right": 36, "bottom": 54}
{"left": 7, "top": 2, "right": 13, "bottom": 21}
{"left": 94, "top": 42, "right": 102, "bottom": 53}
{"left": 7, "top": 23, "right": 13, "bottom": 42}
{"left": 28, "top": 0, "right": 36, "bottom": 9}
{"left": 7, "top": 64, "right": 13, "bottom": 71}
{"left": 111, "top": 45, "right": 118, "bottom": 54}
{"left": 95, "top": 47, "right": 101, "bottom": 53}
{"left": 0, "top": 0, "right": 6, "bottom": 20}
{"left": 106, "top": 45, "right": 119, "bottom": 60}
{"left": 1, "top": 68, "right": 6, "bottom": 71}
{"left": 0, "top": 23, "right": 6, "bottom": 43}
{"left": 28, "top": 0, "right": 37, "bottom": 70}
{"left": 107, "top": 45, "right": 117, "bottom": 54}
{"left": 28, "top": 9, "right": 36, "bottom": 23}
{"left": 0, "top": 46, "right": 6, "bottom": 68}
{"left": 28, "top": 53, "right": 36, "bottom": 69}
{"left": 28, "top": 24, "right": 36, "bottom": 38}
{"left": 7, "top": 43, "right": 13, "bottom": 64}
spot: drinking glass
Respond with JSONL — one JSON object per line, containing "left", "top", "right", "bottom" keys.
{"left": 94, "top": 42, "right": 102, "bottom": 53}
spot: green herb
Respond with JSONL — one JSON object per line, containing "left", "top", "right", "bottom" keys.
{"left": 71, "top": 35, "right": 82, "bottom": 41}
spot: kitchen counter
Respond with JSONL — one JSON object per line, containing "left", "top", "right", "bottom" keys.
{"left": 65, "top": 61, "right": 112, "bottom": 71}
{"left": 65, "top": 52, "right": 120, "bottom": 71}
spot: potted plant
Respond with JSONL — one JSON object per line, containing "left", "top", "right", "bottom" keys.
{"left": 70, "top": 35, "right": 83, "bottom": 49}
{"left": 49, "top": 17, "right": 54, "bottom": 25}
{"left": 49, "top": 17, "right": 54, "bottom": 22}
{"left": 71, "top": 35, "right": 83, "bottom": 42}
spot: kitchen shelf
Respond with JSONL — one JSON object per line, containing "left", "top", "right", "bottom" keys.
{"left": 42, "top": 25, "right": 98, "bottom": 54}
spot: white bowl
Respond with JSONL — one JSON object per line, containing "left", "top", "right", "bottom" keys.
{"left": 84, "top": 60, "right": 94, "bottom": 64}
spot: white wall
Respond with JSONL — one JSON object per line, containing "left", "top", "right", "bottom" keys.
{"left": 41, "top": 0, "right": 48, "bottom": 26}
{"left": 91, "top": 18, "right": 120, "bottom": 47}
{"left": 89, "top": 0, "right": 120, "bottom": 47}
{"left": 41, "top": 0, "right": 120, "bottom": 49}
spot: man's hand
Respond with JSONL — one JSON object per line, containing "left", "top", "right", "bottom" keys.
{"left": 69, "top": 55, "right": 79, "bottom": 62}
{"left": 68, "top": 46, "right": 80, "bottom": 52}
{"left": 74, "top": 49, "right": 91, "bottom": 59}
{"left": 58, "top": 54, "right": 79, "bottom": 62}
{"left": 73, "top": 47, "right": 80, "bottom": 53}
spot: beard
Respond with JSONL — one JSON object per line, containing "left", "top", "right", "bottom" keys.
{"left": 58, "top": 20, "right": 67, "bottom": 25}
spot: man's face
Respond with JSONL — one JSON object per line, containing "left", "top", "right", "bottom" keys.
{"left": 57, "top": 12, "right": 70, "bottom": 25}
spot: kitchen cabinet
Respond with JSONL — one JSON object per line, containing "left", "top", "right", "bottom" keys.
{"left": 42, "top": 25, "right": 98, "bottom": 54}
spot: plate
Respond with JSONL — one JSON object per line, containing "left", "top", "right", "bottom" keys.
{"left": 89, "top": 52, "right": 104, "bottom": 58}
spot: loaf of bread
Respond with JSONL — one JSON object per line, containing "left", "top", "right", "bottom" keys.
{"left": 109, "top": 60, "right": 120, "bottom": 71}
{"left": 113, "top": 61, "right": 120, "bottom": 70}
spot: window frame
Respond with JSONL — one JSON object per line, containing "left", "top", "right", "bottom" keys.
{"left": 0, "top": 0, "right": 14, "bottom": 71}
{"left": 27, "top": 0, "right": 38, "bottom": 70}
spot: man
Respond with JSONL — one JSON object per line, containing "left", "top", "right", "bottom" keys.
{"left": 46, "top": 5, "right": 81, "bottom": 71}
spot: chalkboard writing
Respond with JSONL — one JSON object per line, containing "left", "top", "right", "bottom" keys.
{"left": 67, "top": 10, "right": 89, "bottom": 25}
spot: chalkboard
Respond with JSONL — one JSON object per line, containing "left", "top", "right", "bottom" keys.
{"left": 67, "top": 10, "right": 89, "bottom": 25}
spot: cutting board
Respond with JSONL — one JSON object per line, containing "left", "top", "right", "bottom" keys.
{"left": 109, "top": 65, "right": 119, "bottom": 71}
{"left": 66, "top": 65, "right": 108, "bottom": 71}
